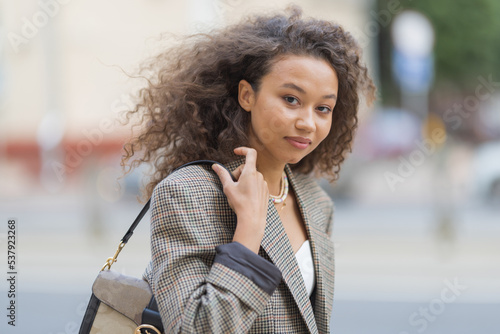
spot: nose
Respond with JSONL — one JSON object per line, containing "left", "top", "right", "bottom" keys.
{"left": 295, "top": 107, "right": 316, "bottom": 132}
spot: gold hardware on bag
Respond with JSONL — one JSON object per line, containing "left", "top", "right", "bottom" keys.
{"left": 101, "top": 241, "right": 126, "bottom": 271}
{"left": 135, "top": 324, "right": 161, "bottom": 334}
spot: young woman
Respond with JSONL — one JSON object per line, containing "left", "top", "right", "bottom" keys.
{"left": 122, "top": 7, "right": 375, "bottom": 334}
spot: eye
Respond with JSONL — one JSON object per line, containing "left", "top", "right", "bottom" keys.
{"left": 283, "top": 96, "right": 299, "bottom": 105}
{"left": 317, "top": 106, "right": 332, "bottom": 114}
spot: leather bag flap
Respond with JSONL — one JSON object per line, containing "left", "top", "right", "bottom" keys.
{"left": 92, "top": 270, "right": 152, "bottom": 325}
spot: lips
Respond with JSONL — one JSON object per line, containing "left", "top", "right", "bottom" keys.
{"left": 285, "top": 136, "right": 312, "bottom": 149}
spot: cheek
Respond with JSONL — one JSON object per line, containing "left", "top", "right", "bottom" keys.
{"left": 254, "top": 104, "right": 288, "bottom": 136}
{"left": 318, "top": 118, "right": 332, "bottom": 140}
{"left": 267, "top": 112, "right": 290, "bottom": 135}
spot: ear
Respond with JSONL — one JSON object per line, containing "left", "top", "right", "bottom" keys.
{"left": 238, "top": 80, "right": 255, "bottom": 112}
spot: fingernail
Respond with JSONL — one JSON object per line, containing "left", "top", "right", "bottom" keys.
{"left": 212, "top": 164, "right": 218, "bottom": 172}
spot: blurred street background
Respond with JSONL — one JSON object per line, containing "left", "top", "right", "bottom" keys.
{"left": 0, "top": 0, "right": 499, "bottom": 333}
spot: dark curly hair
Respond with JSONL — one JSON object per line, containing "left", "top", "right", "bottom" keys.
{"left": 122, "top": 6, "right": 375, "bottom": 198}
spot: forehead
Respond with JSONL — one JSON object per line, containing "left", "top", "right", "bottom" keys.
{"left": 262, "top": 55, "right": 338, "bottom": 91}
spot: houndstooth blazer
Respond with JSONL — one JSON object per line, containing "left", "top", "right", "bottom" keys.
{"left": 143, "top": 158, "right": 335, "bottom": 333}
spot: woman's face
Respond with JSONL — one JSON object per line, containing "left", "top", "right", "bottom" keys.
{"left": 239, "top": 55, "right": 338, "bottom": 166}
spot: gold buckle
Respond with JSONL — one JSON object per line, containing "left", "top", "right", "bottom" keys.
{"left": 100, "top": 241, "right": 126, "bottom": 271}
{"left": 135, "top": 324, "right": 161, "bottom": 334}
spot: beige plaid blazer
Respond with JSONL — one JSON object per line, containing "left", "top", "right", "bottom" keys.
{"left": 143, "top": 158, "right": 335, "bottom": 333}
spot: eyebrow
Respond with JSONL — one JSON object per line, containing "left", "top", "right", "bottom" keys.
{"left": 281, "top": 82, "right": 337, "bottom": 100}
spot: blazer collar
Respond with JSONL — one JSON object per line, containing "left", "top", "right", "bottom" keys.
{"left": 225, "top": 158, "right": 245, "bottom": 174}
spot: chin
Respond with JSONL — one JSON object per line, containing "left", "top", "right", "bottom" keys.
{"left": 286, "top": 156, "right": 304, "bottom": 164}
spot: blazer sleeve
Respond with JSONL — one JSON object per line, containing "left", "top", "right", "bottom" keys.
{"left": 149, "top": 176, "right": 280, "bottom": 333}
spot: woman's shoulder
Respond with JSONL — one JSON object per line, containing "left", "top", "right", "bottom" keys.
{"left": 153, "top": 159, "right": 244, "bottom": 198}
{"left": 154, "top": 164, "right": 220, "bottom": 196}
{"left": 288, "top": 166, "right": 334, "bottom": 214}
{"left": 290, "top": 168, "right": 332, "bottom": 197}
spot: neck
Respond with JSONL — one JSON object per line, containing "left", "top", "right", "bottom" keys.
{"left": 247, "top": 129, "right": 287, "bottom": 197}
{"left": 255, "top": 156, "right": 286, "bottom": 197}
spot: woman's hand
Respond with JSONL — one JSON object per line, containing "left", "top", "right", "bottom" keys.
{"left": 212, "top": 147, "right": 269, "bottom": 253}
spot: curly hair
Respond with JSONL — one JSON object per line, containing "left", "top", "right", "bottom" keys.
{"left": 122, "top": 6, "right": 375, "bottom": 198}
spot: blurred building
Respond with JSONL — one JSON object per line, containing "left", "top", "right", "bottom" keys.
{"left": 0, "top": 0, "right": 374, "bottom": 197}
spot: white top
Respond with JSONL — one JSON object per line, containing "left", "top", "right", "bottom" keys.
{"left": 295, "top": 240, "right": 315, "bottom": 297}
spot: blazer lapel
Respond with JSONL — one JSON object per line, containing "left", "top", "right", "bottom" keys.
{"left": 285, "top": 165, "right": 335, "bottom": 334}
{"left": 261, "top": 198, "right": 319, "bottom": 334}
{"left": 261, "top": 164, "right": 333, "bottom": 334}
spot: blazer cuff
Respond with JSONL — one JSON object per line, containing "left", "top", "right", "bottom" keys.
{"left": 214, "top": 242, "right": 282, "bottom": 295}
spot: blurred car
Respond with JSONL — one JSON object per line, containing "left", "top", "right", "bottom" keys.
{"left": 354, "top": 107, "right": 422, "bottom": 160}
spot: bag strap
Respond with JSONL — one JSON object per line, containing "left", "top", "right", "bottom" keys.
{"left": 101, "top": 160, "right": 235, "bottom": 271}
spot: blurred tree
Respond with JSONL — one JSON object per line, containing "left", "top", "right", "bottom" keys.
{"left": 376, "top": 0, "right": 500, "bottom": 104}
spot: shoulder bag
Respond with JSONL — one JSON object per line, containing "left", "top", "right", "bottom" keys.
{"left": 78, "top": 160, "right": 236, "bottom": 334}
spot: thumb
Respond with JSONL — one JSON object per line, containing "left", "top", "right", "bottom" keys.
{"left": 212, "top": 164, "right": 234, "bottom": 187}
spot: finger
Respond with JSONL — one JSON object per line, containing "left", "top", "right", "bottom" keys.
{"left": 234, "top": 147, "right": 257, "bottom": 171}
{"left": 231, "top": 164, "right": 245, "bottom": 180}
{"left": 212, "top": 164, "right": 234, "bottom": 187}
